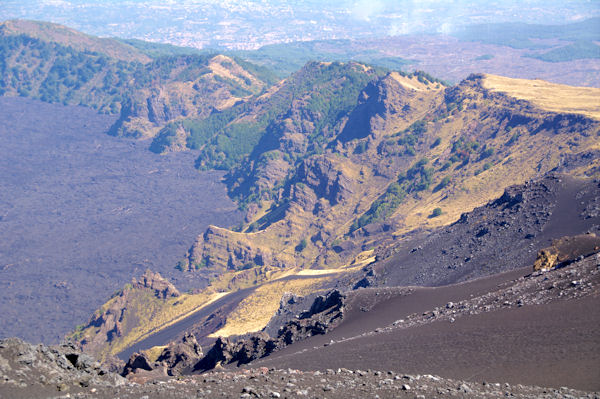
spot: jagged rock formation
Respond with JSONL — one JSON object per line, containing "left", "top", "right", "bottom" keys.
{"left": 156, "top": 332, "right": 203, "bottom": 376}
{"left": 132, "top": 269, "right": 181, "bottom": 299}
{"left": 194, "top": 290, "right": 345, "bottom": 371}
{"left": 122, "top": 332, "right": 204, "bottom": 377}
{"left": 122, "top": 352, "right": 155, "bottom": 376}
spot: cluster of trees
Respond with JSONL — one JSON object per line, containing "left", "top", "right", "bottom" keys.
{"left": 349, "top": 181, "right": 406, "bottom": 233}
{"left": 449, "top": 136, "right": 481, "bottom": 164}
{"left": 402, "top": 157, "right": 434, "bottom": 192}
{"left": 350, "top": 157, "right": 439, "bottom": 233}
{"left": 301, "top": 62, "right": 382, "bottom": 143}
{"left": 1, "top": 34, "right": 271, "bottom": 118}
{"left": 527, "top": 41, "right": 600, "bottom": 63}
{"left": 0, "top": 35, "right": 145, "bottom": 111}
{"left": 394, "top": 119, "right": 428, "bottom": 155}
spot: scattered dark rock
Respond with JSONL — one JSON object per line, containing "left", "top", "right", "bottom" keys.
{"left": 122, "top": 352, "right": 154, "bottom": 376}
{"left": 195, "top": 290, "right": 346, "bottom": 371}
{"left": 0, "top": 337, "right": 126, "bottom": 397}
{"left": 373, "top": 174, "right": 600, "bottom": 287}
{"left": 122, "top": 332, "right": 204, "bottom": 377}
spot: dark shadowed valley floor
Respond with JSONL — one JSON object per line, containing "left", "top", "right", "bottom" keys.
{"left": 0, "top": 97, "right": 242, "bottom": 344}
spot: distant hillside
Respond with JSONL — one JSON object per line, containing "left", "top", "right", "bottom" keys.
{"left": 452, "top": 18, "right": 600, "bottom": 50}
{"left": 526, "top": 40, "right": 600, "bottom": 63}
{"left": 0, "top": 20, "right": 277, "bottom": 136}
{"left": 149, "top": 61, "right": 396, "bottom": 169}
{"left": 107, "top": 54, "right": 276, "bottom": 139}
{"left": 232, "top": 39, "right": 415, "bottom": 78}
{"left": 0, "top": 19, "right": 151, "bottom": 63}
{"left": 116, "top": 38, "right": 208, "bottom": 59}
{"left": 178, "top": 71, "right": 599, "bottom": 285}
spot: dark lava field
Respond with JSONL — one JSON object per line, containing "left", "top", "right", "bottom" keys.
{"left": 0, "top": 97, "right": 242, "bottom": 344}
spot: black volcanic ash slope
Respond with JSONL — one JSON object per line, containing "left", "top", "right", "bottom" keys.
{"left": 371, "top": 174, "right": 600, "bottom": 287}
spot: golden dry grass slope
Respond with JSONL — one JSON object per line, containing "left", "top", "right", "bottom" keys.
{"left": 72, "top": 284, "right": 227, "bottom": 359}
{"left": 209, "top": 276, "right": 328, "bottom": 337}
{"left": 482, "top": 74, "right": 600, "bottom": 120}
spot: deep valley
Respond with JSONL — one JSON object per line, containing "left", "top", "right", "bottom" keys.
{"left": 0, "top": 96, "right": 242, "bottom": 343}
{"left": 0, "top": 13, "right": 599, "bottom": 399}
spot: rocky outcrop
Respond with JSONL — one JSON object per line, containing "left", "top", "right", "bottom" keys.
{"left": 132, "top": 269, "right": 180, "bottom": 299}
{"left": 122, "top": 352, "right": 154, "bottom": 376}
{"left": 76, "top": 270, "right": 179, "bottom": 357}
{"left": 194, "top": 290, "right": 346, "bottom": 371}
{"left": 156, "top": 332, "right": 203, "bottom": 375}
{"left": 533, "top": 234, "right": 600, "bottom": 271}
{"left": 337, "top": 72, "right": 436, "bottom": 143}
{"left": 122, "top": 332, "right": 203, "bottom": 377}
{"left": 188, "top": 226, "right": 285, "bottom": 272}
{"left": 0, "top": 338, "right": 126, "bottom": 392}
{"left": 108, "top": 85, "right": 211, "bottom": 139}
{"left": 78, "top": 293, "right": 128, "bottom": 356}
{"left": 353, "top": 268, "right": 378, "bottom": 289}
{"left": 297, "top": 156, "right": 355, "bottom": 206}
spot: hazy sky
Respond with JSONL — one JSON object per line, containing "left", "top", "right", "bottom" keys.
{"left": 1, "top": 0, "right": 598, "bottom": 48}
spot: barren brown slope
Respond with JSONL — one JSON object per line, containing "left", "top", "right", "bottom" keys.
{"left": 255, "top": 298, "right": 600, "bottom": 391}
{"left": 373, "top": 174, "right": 600, "bottom": 288}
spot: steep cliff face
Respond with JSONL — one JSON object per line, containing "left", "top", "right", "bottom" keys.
{"left": 183, "top": 71, "right": 599, "bottom": 282}
{"left": 337, "top": 72, "right": 442, "bottom": 143}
